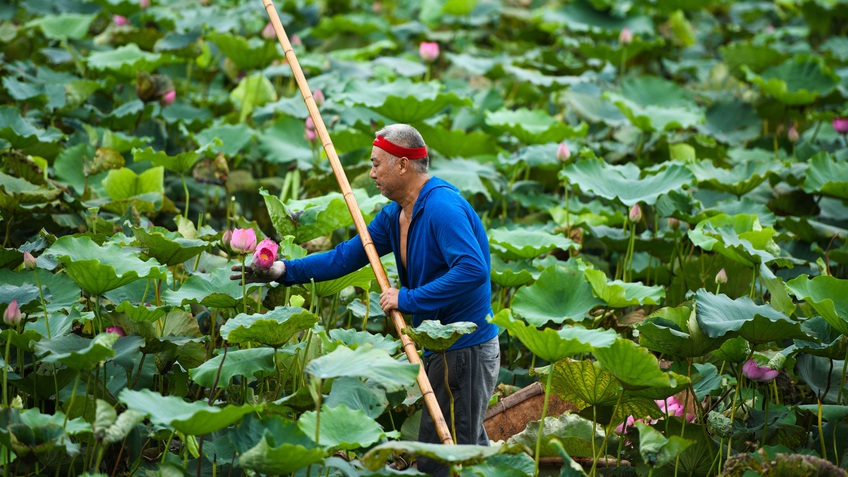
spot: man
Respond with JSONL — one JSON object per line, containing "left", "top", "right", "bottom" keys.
{"left": 233, "top": 124, "right": 500, "bottom": 476}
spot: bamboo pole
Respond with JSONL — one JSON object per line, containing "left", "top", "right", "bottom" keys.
{"left": 260, "top": 0, "right": 455, "bottom": 446}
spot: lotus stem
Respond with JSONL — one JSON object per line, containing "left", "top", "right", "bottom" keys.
{"left": 181, "top": 173, "right": 190, "bottom": 219}
{"left": 726, "top": 352, "right": 752, "bottom": 459}
{"left": 761, "top": 383, "right": 769, "bottom": 448}
{"left": 241, "top": 254, "right": 247, "bottom": 313}
{"left": 274, "top": 347, "right": 282, "bottom": 400}
{"left": 818, "top": 398, "right": 827, "bottom": 460}
{"left": 63, "top": 371, "right": 82, "bottom": 430}
{"left": 443, "top": 353, "right": 457, "bottom": 444}
{"left": 591, "top": 390, "right": 624, "bottom": 477}
{"left": 2, "top": 329, "right": 11, "bottom": 407}
{"left": 533, "top": 365, "right": 554, "bottom": 477}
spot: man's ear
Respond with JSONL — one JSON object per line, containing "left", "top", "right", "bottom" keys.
{"left": 397, "top": 157, "right": 410, "bottom": 173}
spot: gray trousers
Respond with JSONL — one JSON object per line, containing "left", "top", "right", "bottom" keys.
{"left": 417, "top": 336, "right": 500, "bottom": 477}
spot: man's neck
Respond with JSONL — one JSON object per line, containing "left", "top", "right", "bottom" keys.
{"left": 397, "top": 174, "right": 430, "bottom": 215}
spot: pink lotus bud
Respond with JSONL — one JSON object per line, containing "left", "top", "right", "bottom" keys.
{"left": 106, "top": 326, "right": 126, "bottom": 337}
{"left": 715, "top": 268, "right": 727, "bottom": 285}
{"left": 305, "top": 117, "right": 317, "bottom": 142}
{"left": 262, "top": 22, "right": 276, "bottom": 40}
{"left": 221, "top": 230, "right": 232, "bottom": 248}
{"left": 139, "top": 0, "right": 150, "bottom": 8}
{"left": 4, "top": 300, "right": 21, "bottom": 326}
{"left": 556, "top": 143, "right": 571, "bottom": 162}
{"left": 252, "top": 238, "right": 279, "bottom": 270}
{"left": 667, "top": 217, "right": 680, "bottom": 230}
{"left": 159, "top": 89, "right": 176, "bottom": 106}
{"left": 418, "top": 42, "right": 440, "bottom": 62}
{"left": 619, "top": 27, "right": 633, "bottom": 45}
{"left": 230, "top": 228, "right": 257, "bottom": 254}
{"left": 113, "top": 15, "right": 129, "bottom": 26}
{"left": 290, "top": 34, "right": 302, "bottom": 46}
{"left": 628, "top": 204, "right": 642, "bottom": 223}
{"left": 742, "top": 359, "right": 779, "bottom": 383}
{"left": 23, "top": 251, "right": 37, "bottom": 270}
{"left": 313, "top": 88, "right": 325, "bottom": 107}
{"left": 787, "top": 124, "right": 799, "bottom": 142}
{"left": 833, "top": 118, "right": 848, "bottom": 135}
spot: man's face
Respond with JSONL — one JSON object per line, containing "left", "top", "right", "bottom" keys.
{"left": 370, "top": 146, "right": 400, "bottom": 200}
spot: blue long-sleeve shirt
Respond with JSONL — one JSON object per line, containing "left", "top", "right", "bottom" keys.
{"left": 278, "top": 177, "right": 498, "bottom": 352}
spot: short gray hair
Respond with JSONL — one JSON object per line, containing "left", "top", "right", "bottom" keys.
{"left": 374, "top": 124, "right": 429, "bottom": 173}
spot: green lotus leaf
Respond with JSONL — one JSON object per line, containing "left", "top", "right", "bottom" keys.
{"left": 605, "top": 76, "right": 703, "bottom": 132}
{"left": 0, "top": 248, "right": 23, "bottom": 269}
{"left": 538, "top": 1, "right": 654, "bottom": 34}
{"left": 0, "top": 107, "right": 63, "bottom": 150}
{"left": 686, "top": 157, "right": 781, "bottom": 196}
{"left": 86, "top": 44, "right": 173, "bottom": 78}
{"left": 132, "top": 147, "right": 201, "bottom": 175}
{"left": 304, "top": 345, "right": 419, "bottom": 393}
{"left": 403, "top": 320, "right": 477, "bottom": 353}
{"left": 506, "top": 413, "right": 604, "bottom": 458}
{"left": 560, "top": 160, "right": 694, "bottom": 207}
{"left": 47, "top": 235, "right": 167, "bottom": 295}
{"left": 636, "top": 305, "right": 723, "bottom": 358}
{"left": 575, "top": 34, "right": 664, "bottom": 65}
{"left": 162, "top": 266, "right": 243, "bottom": 309}
{"left": 239, "top": 436, "right": 325, "bottom": 475}
{"left": 195, "top": 123, "right": 256, "bottom": 157}
{"left": 311, "top": 13, "right": 389, "bottom": 38}
{"left": 231, "top": 74, "right": 278, "bottom": 123}
{"left": 132, "top": 226, "right": 207, "bottom": 266}
{"left": 700, "top": 101, "right": 762, "bottom": 145}
{"left": 593, "top": 338, "right": 685, "bottom": 390}
{"left": 490, "top": 256, "right": 537, "bottom": 288}
{"left": 325, "top": 377, "right": 388, "bottom": 420}
{"left": 512, "top": 265, "right": 602, "bottom": 326}
{"left": 361, "top": 441, "right": 509, "bottom": 471}
{"left": 220, "top": 307, "right": 319, "bottom": 347}
{"left": 1, "top": 283, "right": 40, "bottom": 309}
{"left": 114, "top": 301, "right": 166, "bottom": 323}
{"left": 694, "top": 289, "right": 807, "bottom": 344}
{"left": 489, "top": 227, "right": 578, "bottom": 260}
{"left": 786, "top": 275, "right": 848, "bottom": 336}
{"left": 802, "top": 152, "right": 848, "bottom": 200}
{"left": 583, "top": 268, "right": 664, "bottom": 308}
{"left": 26, "top": 13, "right": 95, "bottom": 41}
{"left": 794, "top": 317, "right": 848, "bottom": 360}
{"left": 718, "top": 41, "right": 785, "bottom": 77}
{"left": 207, "top": 31, "right": 280, "bottom": 71}
{"left": 18, "top": 408, "right": 91, "bottom": 436}
{"left": 502, "top": 65, "right": 583, "bottom": 89}
{"left": 414, "top": 123, "right": 499, "bottom": 158}
{"left": 561, "top": 83, "right": 628, "bottom": 126}
{"left": 744, "top": 55, "right": 840, "bottom": 105}
{"left": 795, "top": 404, "right": 848, "bottom": 421}
{"left": 552, "top": 359, "right": 620, "bottom": 410}
{"left": 797, "top": 354, "right": 845, "bottom": 403}
{"left": 490, "top": 309, "right": 616, "bottom": 362}
{"left": 298, "top": 404, "right": 398, "bottom": 450}
{"left": 327, "top": 328, "right": 399, "bottom": 354}
{"left": 485, "top": 108, "right": 588, "bottom": 145}
{"left": 341, "top": 79, "right": 472, "bottom": 123}
{"left": 429, "top": 158, "right": 501, "bottom": 200}
{"left": 312, "top": 266, "right": 376, "bottom": 298}
{"left": 635, "top": 422, "right": 694, "bottom": 468}
{"left": 189, "top": 348, "right": 276, "bottom": 387}
{"left": 687, "top": 214, "right": 784, "bottom": 268}
{"left": 102, "top": 166, "right": 165, "bottom": 201}
{"left": 119, "top": 388, "right": 258, "bottom": 436}
{"left": 35, "top": 332, "right": 118, "bottom": 371}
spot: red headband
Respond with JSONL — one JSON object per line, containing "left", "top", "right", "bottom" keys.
{"left": 373, "top": 135, "right": 428, "bottom": 160}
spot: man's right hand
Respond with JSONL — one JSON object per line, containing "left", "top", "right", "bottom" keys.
{"left": 230, "top": 261, "right": 286, "bottom": 284}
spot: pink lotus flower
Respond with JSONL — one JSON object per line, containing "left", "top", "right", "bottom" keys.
{"left": 230, "top": 228, "right": 257, "bottom": 254}
{"left": 743, "top": 359, "right": 779, "bottom": 383}
{"left": 668, "top": 217, "right": 680, "bottom": 230}
{"left": 419, "top": 42, "right": 440, "bottom": 62}
{"left": 629, "top": 204, "right": 642, "bottom": 223}
{"left": 313, "top": 88, "right": 325, "bottom": 107}
{"left": 221, "top": 230, "right": 232, "bottom": 249}
{"left": 113, "top": 15, "right": 129, "bottom": 26}
{"left": 106, "top": 326, "right": 126, "bottom": 337}
{"left": 833, "top": 118, "right": 848, "bottom": 135}
{"left": 715, "top": 268, "right": 727, "bottom": 285}
{"left": 159, "top": 89, "right": 176, "bottom": 106}
{"left": 556, "top": 143, "right": 571, "bottom": 162}
{"left": 23, "top": 251, "right": 37, "bottom": 270}
{"left": 787, "top": 124, "right": 799, "bottom": 142}
{"left": 262, "top": 22, "right": 276, "bottom": 40}
{"left": 253, "top": 238, "right": 279, "bottom": 270}
{"left": 655, "top": 396, "right": 695, "bottom": 422}
{"left": 139, "top": 0, "right": 150, "bottom": 8}
{"left": 619, "top": 27, "right": 633, "bottom": 44}
{"left": 290, "top": 34, "right": 302, "bottom": 46}
{"left": 4, "top": 300, "right": 21, "bottom": 326}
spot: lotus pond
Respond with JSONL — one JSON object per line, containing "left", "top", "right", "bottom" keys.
{"left": 1, "top": 0, "right": 848, "bottom": 476}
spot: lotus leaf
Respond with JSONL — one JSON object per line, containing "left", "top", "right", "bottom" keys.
{"left": 304, "top": 345, "right": 419, "bottom": 392}
{"left": 361, "top": 441, "right": 509, "bottom": 471}
{"left": 561, "top": 160, "right": 694, "bottom": 206}
{"left": 561, "top": 83, "right": 628, "bottom": 126}
{"left": 694, "top": 289, "right": 807, "bottom": 344}
{"left": 687, "top": 157, "right": 781, "bottom": 196}
{"left": 133, "top": 226, "right": 207, "bottom": 266}
{"left": 636, "top": 305, "right": 722, "bottom": 358}
{"left": 231, "top": 74, "right": 278, "bottom": 123}
{"left": 539, "top": 1, "right": 654, "bottom": 35}
{"left": 786, "top": 275, "right": 848, "bottom": 336}
{"left": 26, "top": 13, "right": 95, "bottom": 41}
{"left": 189, "top": 347, "right": 276, "bottom": 387}
{"left": 86, "top": 44, "right": 173, "bottom": 78}
{"left": 195, "top": 123, "right": 256, "bottom": 157}
{"left": 94, "top": 400, "right": 144, "bottom": 445}
{"left": 403, "top": 320, "right": 477, "bottom": 353}
{"left": 102, "top": 166, "right": 165, "bottom": 200}
{"left": 327, "top": 328, "right": 399, "bottom": 354}
{"left": 485, "top": 108, "right": 587, "bottom": 145}
{"left": 489, "top": 227, "right": 577, "bottom": 260}
{"left": 490, "top": 309, "right": 616, "bottom": 362}
{"left": 593, "top": 338, "right": 686, "bottom": 390}
{"left": 229, "top": 413, "right": 324, "bottom": 474}
{"left": 745, "top": 55, "right": 841, "bottom": 105}
{"left": 0, "top": 173, "right": 62, "bottom": 214}
{"left": 220, "top": 306, "right": 319, "bottom": 347}
{"left": 701, "top": 101, "right": 762, "bottom": 145}
{"left": 257, "top": 117, "right": 315, "bottom": 169}
{"left": 605, "top": 76, "right": 704, "bottom": 132}
{"left": 341, "top": 79, "right": 471, "bottom": 123}
{"left": 506, "top": 413, "right": 604, "bottom": 458}
{"left": 132, "top": 147, "right": 201, "bottom": 175}
{"left": 688, "top": 214, "right": 784, "bottom": 268}
{"left": 120, "top": 388, "right": 259, "bottom": 435}
{"left": 794, "top": 317, "right": 847, "bottom": 360}
{"left": 114, "top": 301, "right": 166, "bottom": 323}
{"left": 512, "top": 265, "right": 602, "bottom": 326}
{"left": 802, "top": 152, "right": 848, "bottom": 200}
{"left": 795, "top": 354, "right": 844, "bottom": 404}
{"left": 583, "top": 269, "right": 664, "bottom": 308}
{"left": 162, "top": 266, "right": 243, "bottom": 309}
{"left": 490, "top": 256, "right": 537, "bottom": 288}
{"left": 311, "top": 266, "right": 376, "bottom": 298}
{"left": 299, "top": 404, "right": 398, "bottom": 450}
{"left": 551, "top": 359, "right": 620, "bottom": 410}
{"left": 414, "top": 123, "right": 498, "bottom": 158}
{"left": 634, "top": 422, "right": 694, "bottom": 468}
{"left": 207, "top": 31, "right": 280, "bottom": 71}
{"left": 35, "top": 332, "right": 118, "bottom": 371}
{"left": 429, "top": 158, "right": 501, "bottom": 200}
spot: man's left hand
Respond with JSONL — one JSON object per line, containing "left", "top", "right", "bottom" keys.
{"left": 380, "top": 287, "right": 399, "bottom": 313}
